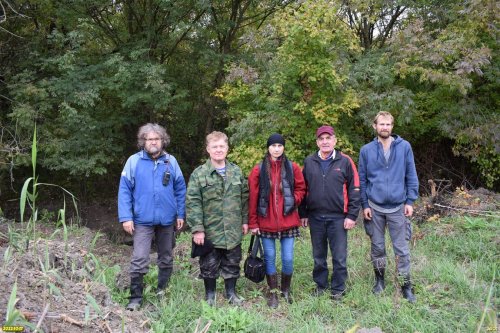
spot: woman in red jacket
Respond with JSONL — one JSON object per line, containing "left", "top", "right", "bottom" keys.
{"left": 248, "top": 133, "right": 306, "bottom": 308}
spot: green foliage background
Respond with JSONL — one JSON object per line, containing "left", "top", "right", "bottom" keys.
{"left": 0, "top": 0, "right": 498, "bottom": 199}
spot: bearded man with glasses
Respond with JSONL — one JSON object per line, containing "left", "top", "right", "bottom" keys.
{"left": 118, "top": 123, "right": 186, "bottom": 310}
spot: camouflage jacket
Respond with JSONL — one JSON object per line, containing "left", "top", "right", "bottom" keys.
{"left": 186, "top": 159, "right": 249, "bottom": 250}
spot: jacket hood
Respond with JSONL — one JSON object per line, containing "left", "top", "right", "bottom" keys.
{"left": 372, "top": 135, "right": 403, "bottom": 145}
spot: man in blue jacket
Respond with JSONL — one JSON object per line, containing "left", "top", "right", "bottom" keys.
{"left": 118, "top": 123, "right": 186, "bottom": 310}
{"left": 300, "top": 125, "right": 360, "bottom": 300}
{"left": 358, "top": 111, "right": 418, "bottom": 303}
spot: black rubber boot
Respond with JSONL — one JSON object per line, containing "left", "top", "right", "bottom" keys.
{"left": 401, "top": 275, "right": 416, "bottom": 303}
{"left": 157, "top": 268, "right": 172, "bottom": 290}
{"left": 204, "top": 278, "right": 216, "bottom": 306}
{"left": 224, "top": 278, "right": 243, "bottom": 306}
{"left": 266, "top": 274, "right": 279, "bottom": 308}
{"left": 372, "top": 268, "right": 385, "bottom": 295}
{"left": 126, "top": 273, "right": 144, "bottom": 311}
{"left": 280, "top": 273, "right": 293, "bottom": 304}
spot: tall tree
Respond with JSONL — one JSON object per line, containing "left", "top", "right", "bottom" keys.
{"left": 218, "top": 0, "right": 361, "bottom": 172}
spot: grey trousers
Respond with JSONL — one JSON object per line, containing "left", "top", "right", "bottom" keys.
{"left": 363, "top": 207, "right": 411, "bottom": 275}
{"left": 130, "top": 224, "right": 174, "bottom": 275}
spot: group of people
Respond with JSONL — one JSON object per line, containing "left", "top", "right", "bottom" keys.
{"left": 117, "top": 111, "right": 419, "bottom": 311}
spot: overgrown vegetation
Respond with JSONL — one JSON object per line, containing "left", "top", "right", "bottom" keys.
{"left": 4, "top": 213, "right": 496, "bottom": 332}
{"left": 139, "top": 216, "right": 498, "bottom": 332}
{"left": 0, "top": 0, "right": 498, "bottom": 206}
{"left": 1, "top": 169, "right": 498, "bottom": 332}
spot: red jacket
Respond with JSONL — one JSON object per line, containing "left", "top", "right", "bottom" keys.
{"left": 248, "top": 159, "right": 306, "bottom": 232}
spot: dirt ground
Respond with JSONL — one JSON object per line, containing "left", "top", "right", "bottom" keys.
{"left": 0, "top": 216, "right": 150, "bottom": 333}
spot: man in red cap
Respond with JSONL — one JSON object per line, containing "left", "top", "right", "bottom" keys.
{"left": 299, "top": 125, "right": 360, "bottom": 300}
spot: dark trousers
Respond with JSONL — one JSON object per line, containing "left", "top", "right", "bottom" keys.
{"left": 199, "top": 244, "right": 242, "bottom": 280}
{"left": 130, "top": 224, "right": 174, "bottom": 274}
{"left": 309, "top": 216, "right": 347, "bottom": 293}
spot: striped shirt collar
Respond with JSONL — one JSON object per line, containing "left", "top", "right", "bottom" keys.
{"left": 317, "top": 149, "right": 336, "bottom": 160}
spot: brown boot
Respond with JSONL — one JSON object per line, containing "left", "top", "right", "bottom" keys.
{"left": 280, "top": 273, "right": 293, "bottom": 304}
{"left": 266, "top": 274, "right": 279, "bottom": 308}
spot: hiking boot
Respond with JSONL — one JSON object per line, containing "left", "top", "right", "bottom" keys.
{"left": 331, "top": 290, "right": 344, "bottom": 301}
{"left": 280, "top": 273, "right": 293, "bottom": 304}
{"left": 312, "top": 287, "right": 327, "bottom": 297}
{"left": 401, "top": 275, "right": 416, "bottom": 303}
{"left": 266, "top": 274, "right": 279, "bottom": 308}
{"left": 157, "top": 268, "right": 172, "bottom": 296}
{"left": 126, "top": 273, "right": 144, "bottom": 311}
{"left": 204, "top": 278, "right": 216, "bottom": 306}
{"left": 372, "top": 268, "right": 385, "bottom": 295}
{"left": 224, "top": 278, "right": 243, "bottom": 306}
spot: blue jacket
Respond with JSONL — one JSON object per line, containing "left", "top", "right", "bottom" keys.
{"left": 118, "top": 150, "right": 186, "bottom": 226}
{"left": 358, "top": 135, "right": 419, "bottom": 209}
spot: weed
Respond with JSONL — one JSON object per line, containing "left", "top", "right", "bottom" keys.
{"left": 3, "top": 245, "right": 13, "bottom": 270}
{"left": 19, "top": 125, "right": 79, "bottom": 253}
{"left": 88, "top": 231, "right": 103, "bottom": 254}
{"left": 4, "top": 281, "right": 36, "bottom": 331}
{"left": 86, "top": 293, "right": 103, "bottom": 317}
{"left": 6, "top": 225, "right": 24, "bottom": 252}
{"left": 462, "top": 216, "right": 490, "bottom": 230}
{"left": 201, "top": 303, "right": 253, "bottom": 332}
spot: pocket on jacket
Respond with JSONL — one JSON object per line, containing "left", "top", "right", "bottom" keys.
{"left": 202, "top": 183, "right": 219, "bottom": 201}
{"left": 363, "top": 219, "right": 374, "bottom": 237}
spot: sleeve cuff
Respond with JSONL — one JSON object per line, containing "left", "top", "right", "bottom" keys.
{"left": 347, "top": 214, "right": 358, "bottom": 221}
{"left": 191, "top": 226, "right": 205, "bottom": 233}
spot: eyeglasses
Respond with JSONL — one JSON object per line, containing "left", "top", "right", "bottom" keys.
{"left": 145, "top": 138, "right": 161, "bottom": 142}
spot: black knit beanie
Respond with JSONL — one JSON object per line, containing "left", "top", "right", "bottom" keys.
{"left": 267, "top": 133, "right": 285, "bottom": 147}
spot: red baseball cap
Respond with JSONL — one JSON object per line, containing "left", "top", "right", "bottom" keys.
{"left": 316, "top": 125, "right": 335, "bottom": 138}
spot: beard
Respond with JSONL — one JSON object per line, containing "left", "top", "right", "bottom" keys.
{"left": 377, "top": 130, "right": 391, "bottom": 139}
{"left": 146, "top": 146, "right": 161, "bottom": 155}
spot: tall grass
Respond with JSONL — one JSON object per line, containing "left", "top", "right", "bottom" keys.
{"left": 19, "top": 125, "right": 79, "bottom": 249}
{"left": 106, "top": 215, "right": 498, "bottom": 332}
{"left": 4, "top": 281, "right": 36, "bottom": 331}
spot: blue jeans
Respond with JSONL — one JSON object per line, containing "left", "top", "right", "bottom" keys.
{"left": 309, "top": 216, "right": 347, "bottom": 293}
{"left": 261, "top": 237, "right": 295, "bottom": 275}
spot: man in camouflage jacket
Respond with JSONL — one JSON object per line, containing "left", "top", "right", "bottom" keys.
{"left": 186, "top": 131, "right": 249, "bottom": 306}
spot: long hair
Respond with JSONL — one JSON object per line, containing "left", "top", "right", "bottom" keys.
{"left": 137, "top": 123, "right": 171, "bottom": 149}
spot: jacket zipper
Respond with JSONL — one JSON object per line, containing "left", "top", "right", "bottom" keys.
{"left": 273, "top": 161, "right": 280, "bottom": 232}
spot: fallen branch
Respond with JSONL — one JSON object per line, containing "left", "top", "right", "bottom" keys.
{"left": 34, "top": 303, "right": 50, "bottom": 333}
{"left": 60, "top": 314, "right": 84, "bottom": 328}
{"left": 103, "top": 320, "right": 113, "bottom": 333}
{"left": 433, "top": 203, "right": 500, "bottom": 218}
{"left": 200, "top": 320, "right": 212, "bottom": 333}
{"left": 102, "top": 311, "right": 111, "bottom": 320}
{"left": 194, "top": 317, "right": 212, "bottom": 333}
{"left": 140, "top": 319, "right": 150, "bottom": 328}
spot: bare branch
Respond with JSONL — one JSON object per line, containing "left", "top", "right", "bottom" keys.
{"left": 0, "top": 1, "right": 6, "bottom": 23}
{"left": 3, "top": 0, "right": 30, "bottom": 18}
{"left": 0, "top": 24, "right": 24, "bottom": 38}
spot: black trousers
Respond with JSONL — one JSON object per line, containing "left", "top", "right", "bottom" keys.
{"left": 309, "top": 216, "right": 348, "bottom": 293}
{"left": 199, "top": 244, "right": 242, "bottom": 279}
